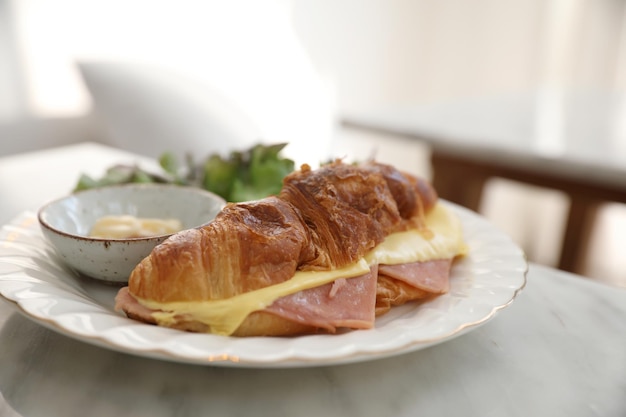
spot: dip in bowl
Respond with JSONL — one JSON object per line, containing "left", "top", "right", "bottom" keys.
{"left": 38, "top": 184, "right": 226, "bottom": 283}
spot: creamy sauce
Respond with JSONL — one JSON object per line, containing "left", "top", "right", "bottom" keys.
{"left": 89, "top": 215, "right": 183, "bottom": 239}
{"left": 139, "top": 203, "right": 467, "bottom": 335}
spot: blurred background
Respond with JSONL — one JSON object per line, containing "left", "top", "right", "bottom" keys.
{"left": 1, "top": 0, "right": 625, "bottom": 286}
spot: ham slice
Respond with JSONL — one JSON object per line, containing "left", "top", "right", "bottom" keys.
{"left": 115, "top": 286, "right": 157, "bottom": 324}
{"left": 378, "top": 259, "right": 452, "bottom": 294}
{"left": 375, "top": 259, "right": 453, "bottom": 315}
{"left": 264, "top": 266, "right": 378, "bottom": 332}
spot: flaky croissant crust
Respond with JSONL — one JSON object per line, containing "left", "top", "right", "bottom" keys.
{"left": 129, "top": 161, "right": 438, "bottom": 306}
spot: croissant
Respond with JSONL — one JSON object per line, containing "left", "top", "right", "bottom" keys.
{"left": 115, "top": 161, "right": 465, "bottom": 336}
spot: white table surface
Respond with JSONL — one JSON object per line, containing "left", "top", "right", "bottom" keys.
{"left": 342, "top": 90, "right": 626, "bottom": 190}
{"left": 1, "top": 142, "right": 625, "bottom": 417}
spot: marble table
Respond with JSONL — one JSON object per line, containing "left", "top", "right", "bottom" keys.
{"left": 1, "top": 143, "right": 625, "bottom": 417}
{"left": 342, "top": 90, "right": 626, "bottom": 274}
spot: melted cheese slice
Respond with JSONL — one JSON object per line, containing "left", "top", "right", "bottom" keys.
{"left": 139, "top": 202, "right": 467, "bottom": 335}
{"left": 366, "top": 202, "right": 468, "bottom": 265}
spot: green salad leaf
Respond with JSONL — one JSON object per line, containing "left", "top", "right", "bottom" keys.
{"left": 213, "top": 144, "right": 294, "bottom": 202}
{"left": 73, "top": 143, "right": 295, "bottom": 202}
{"left": 74, "top": 165, "right": 169, "bottom": 191}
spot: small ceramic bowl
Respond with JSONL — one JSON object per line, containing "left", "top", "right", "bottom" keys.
{"left": 38, "top": 184, "right": 226, "bottom": 283}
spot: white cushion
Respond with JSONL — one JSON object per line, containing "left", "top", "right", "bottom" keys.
{"left": 78, "top": 60, "right": 261, "bottom": 160}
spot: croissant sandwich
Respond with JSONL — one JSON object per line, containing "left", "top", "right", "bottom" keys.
{"left": 115, "top": 161, "right": 467, "bottom": 337}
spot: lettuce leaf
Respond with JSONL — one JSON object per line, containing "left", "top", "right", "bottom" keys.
{"left": 73, "top": 143, "right": 295, "bottom": 203}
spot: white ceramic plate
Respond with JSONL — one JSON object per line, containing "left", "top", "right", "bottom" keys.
{"left": 0, "top": 203, "right": 527, "bottom": 368}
